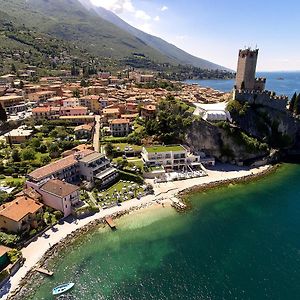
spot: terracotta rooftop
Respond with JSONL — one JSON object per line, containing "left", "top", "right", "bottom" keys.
{"left": 28, "top": 150, "right": 94, "bottom": 181}
{"left": 15, "top": 187, "right": 41, "bottom": 200}
{"left": 144, "top": 105, "right": 156, "bottom": 111}
{"left": 111, "top": 118, "right": 130, "bottom": 124}
{"left": 0, "top": 197, "right": 43, "bottom": 222}
{"left": 32, "top": 106, "right": 51, "bottom": 113}
{"left": 41, "top": 179, "right": 79, "bottom": 198}
{"left": 103, "top": 108, "right": 120, "bottom": 114}
{"left": 121, "top": 114, "right": 138, "bottom": 119}
{"left": 0, "top": 245, "right": 12, "bottom": 257}
{"left": 74, "top": 124, "right": 93, "bottom": 131}
{"left": 60, "top": 106, "right": 87, "bottom": 111}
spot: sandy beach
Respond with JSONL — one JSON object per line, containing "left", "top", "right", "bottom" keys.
{"left": 1, "top": 163, "right": 273, "bottom": 299}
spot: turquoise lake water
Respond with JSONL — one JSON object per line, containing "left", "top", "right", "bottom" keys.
{"left": 25, "top": 164, "right": 300, "bottom": 299}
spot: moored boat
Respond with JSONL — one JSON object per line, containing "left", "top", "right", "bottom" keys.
{"left": 52, "top": 283, "right": 75, "bottom": 295}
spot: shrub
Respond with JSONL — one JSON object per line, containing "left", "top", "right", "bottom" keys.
{"left": 29, "top": 229, "right": 37, "bottom": 237}
{"left": 7, "top": 249, "right": 22, "bottom": 263}
{"left": 0, "top": 232, "right": 20, "bottom": 246}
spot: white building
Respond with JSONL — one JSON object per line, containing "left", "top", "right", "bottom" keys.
{"left": 141, "top": 145, "right": 201, "bottom": 171}
{"left": 193, "top": 102, "right": 232, "bottom": 122}
{"left": 78, "top": 152, "right": 118, "bottom": 187}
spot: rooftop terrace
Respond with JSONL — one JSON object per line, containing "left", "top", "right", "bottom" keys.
{"left": 145, "top": 145, "right": 185, "bottom": 153}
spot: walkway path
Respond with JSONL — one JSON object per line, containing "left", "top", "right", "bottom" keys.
{"left": 93, "top": 115, "right": 101, "bottom": 152}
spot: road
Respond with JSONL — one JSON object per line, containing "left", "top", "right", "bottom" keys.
{"left": 93, "top": 115, "right": 101, "bottom": 152}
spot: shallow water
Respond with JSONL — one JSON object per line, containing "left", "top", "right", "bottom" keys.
{"left": 25, "top": 164, "right": 300, "bottom": 299}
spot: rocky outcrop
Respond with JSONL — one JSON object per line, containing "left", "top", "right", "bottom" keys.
{"left": 230, "top": 104, "right": 300, "bottom": 149}
{"left": 185, "top": 119, "right": 268, "bottom": 164}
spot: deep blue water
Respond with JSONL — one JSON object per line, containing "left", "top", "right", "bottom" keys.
{"left": 185, "top": 72, "right": 300, "bottom": 98}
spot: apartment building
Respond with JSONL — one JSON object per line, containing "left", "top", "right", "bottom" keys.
{"left": 141, "top": 145, "right": 201, "bottom": 171}
{"left": 110, "top": 119, "right": 131, "bottom": 137}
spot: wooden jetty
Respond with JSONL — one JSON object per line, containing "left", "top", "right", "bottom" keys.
{"left": 105, "top": 217, "right": 116, "bottom": 229}
{"left": 35, "top": 267, "right": 54, "bottom": 276}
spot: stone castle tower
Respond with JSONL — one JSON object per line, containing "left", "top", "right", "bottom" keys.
{"left": 233, "top": 48, "right": 288, "bottom": 112}
{"left": 235, "top": 48, "right": 265, "bottom": 91}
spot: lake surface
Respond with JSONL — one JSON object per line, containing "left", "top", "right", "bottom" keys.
{"left": 185, "top": 71, "right": 300, "bottom": 98}
{"left": 25, "top": 164, "right": 300, "bottom": 299}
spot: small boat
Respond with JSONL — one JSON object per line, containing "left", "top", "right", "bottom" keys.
{"left": 52, "top": 283, "right": 75, "bottom": 295}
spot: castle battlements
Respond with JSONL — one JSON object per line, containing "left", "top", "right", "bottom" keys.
{"left": 234, "top": 89, "right": 288, "bottom": 111}
{"left": 255, "top": 77, "right": 266, "bottom": 82}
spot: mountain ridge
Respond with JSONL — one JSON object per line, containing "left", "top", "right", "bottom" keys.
{"left": 79, "top": 0, "right": 229, "bottom": 70}
{"left": 0, "top": 0, "right": 230, "bottom": 72}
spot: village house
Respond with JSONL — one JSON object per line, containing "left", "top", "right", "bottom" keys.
{"left": 59, "top": 115, "right": 95, "bottom": 125}
{"left": 74, "top": 124, "right": 94, "bottom": 139}
{"left": 140, "top": 104, "right": 156, "bottom": 120}
{"left": 39, "top": 179, "right": 80, "bottom": 217}
{"left": 102, "top": 107, "right": 120, "bottom": 124}
{"left": 0, "top": 196, "right": 43, "bottom": 233}
{"left": 62, "top": 97, "right": 80, "bottom": 107}
{"left": 27, "top": 90, "right": 56, "bottom": 103}
{"left": 79, "top": 95, "right": 101, "bottom": 113}
{"left": 0, "top": 95, "right": 24, "bottom": 113}
{"left": 110, "top": 119, "right": 131, "bottom": 137}
{"left": 4, "top": 126, "right": 33, "bottom": 144}
{"left": 120, "top": 113, "right": 138, "bottom": 122}
{"left": 59, "top": 106, "right": 88, "bottom": 116}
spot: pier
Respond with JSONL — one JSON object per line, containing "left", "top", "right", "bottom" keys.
{"left": 35, "top": 267, "right": 54, "bottom": 276}
{"left": 171, "top": 200, "right": 187, "bottom": 211}
{"left": 105, "top": 217, "right": 116, "bottom": 229}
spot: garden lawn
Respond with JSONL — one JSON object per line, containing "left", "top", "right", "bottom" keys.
{"left": 93, "top": 181, "right": 143, "bottom": 204}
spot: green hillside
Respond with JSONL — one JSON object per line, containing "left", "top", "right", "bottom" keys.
{"left": 0, "top": 0, "right": 175, "bottom": 65}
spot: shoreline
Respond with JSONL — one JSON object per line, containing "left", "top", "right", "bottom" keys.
{"left": 2, "top": 163, "right": 277, "bottom": 300}
{"left": 178, "top": 163, "right": 279, "bottom": 201}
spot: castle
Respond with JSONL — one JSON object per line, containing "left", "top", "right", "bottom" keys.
{"left": 233, "top": 48, "right": 288, "bottom": 111}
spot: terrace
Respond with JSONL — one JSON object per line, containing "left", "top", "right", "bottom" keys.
{"left": 145, "top": 145, "right": 185, "bottom": 153}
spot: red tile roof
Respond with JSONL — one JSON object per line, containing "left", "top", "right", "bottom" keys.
{"left": 111, "top": 118, "right": 130, "bottom": 124}
{"left": 32, "top": 106, "right": 51, "bottom": 113}
{"left": 0, "top": 197, "right": 43, "bottom": 222}
{"left": 28, "top": 150, "right": 94, "bottom": 181}
{"left": 41, "top": 179, "right": 79, "bottom": 198}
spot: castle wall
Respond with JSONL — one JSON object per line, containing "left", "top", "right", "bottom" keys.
{"left": 234, "top": 90, "right": 288, "bottom": 112}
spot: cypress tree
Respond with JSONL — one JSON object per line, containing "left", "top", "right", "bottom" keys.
{"left": 295, "top": 93, "right": 300, "bottom": 115}
{"left": 0, "top": 103, "right": 7, "bottom": 123}
{"left": 289, "top": 92, "right": 297, "bottom": 112}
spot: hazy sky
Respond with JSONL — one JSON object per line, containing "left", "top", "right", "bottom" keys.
{"left": 90, "top": 0, "right": 300, "bottom": 71}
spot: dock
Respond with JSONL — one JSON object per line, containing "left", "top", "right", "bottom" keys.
{"left": 35, "top": 267, "right": 54, "bottom": 276}
{"left": 105, "top": 217, "right": 116, "bottom": 229}
{"left": 171, "top": 200, "right": 187, "bottom": 211}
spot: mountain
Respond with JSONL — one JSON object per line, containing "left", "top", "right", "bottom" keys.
{"left": 0, "top": 0, "right": 228, "bottom": 71}
{"left": 79, "top": 1, "right": 228, "bottom": 70}
{"left": 0, "top": 0, "right": 176, "bottom": 65}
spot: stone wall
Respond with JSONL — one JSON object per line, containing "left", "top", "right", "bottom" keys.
{"left": 234, "top": 89, "right": 288, "bottom": 112}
